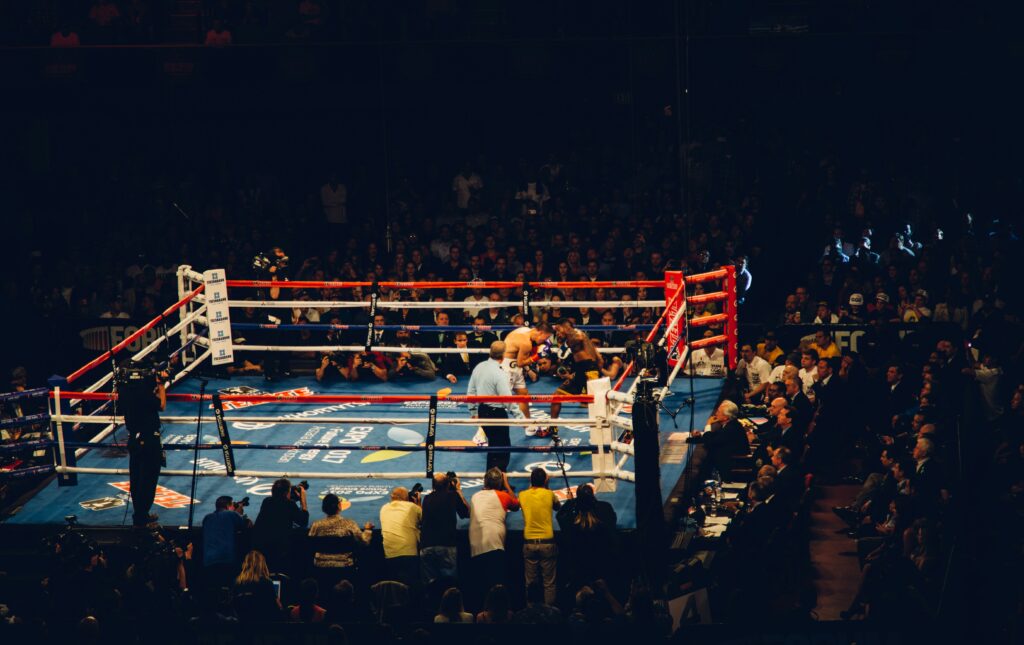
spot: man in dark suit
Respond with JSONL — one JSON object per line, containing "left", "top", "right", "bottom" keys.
{"left": 686, "top": 400, "right": 750, "bottom": 478}
{"left": 437, "top": 332, "right": 476, "bottom": 384}
{"left": 768, "top": 405, "right": 805, "bottom": 458}
{"left": 879, "top": 364, "right": 915, "bottom": 434}
{"left": 468, "top": 315, "right": 499, "bottom": 359}
{"left": 726, "top": 480, "right": 780, "bottom": 554}
{"left": 807, "top": 357, "right": 845, "bottom": 475}
{"left": 425, "top": 311, "right": 454, "bottom": 348}
{"left": 910, "top": 436, "right": 945, "bottom": 511}
{"left": 785, "top": 376, "right": 814, "bottom": 434}
{"left": 770, "top": 447, "right": 804, "bottom": 512}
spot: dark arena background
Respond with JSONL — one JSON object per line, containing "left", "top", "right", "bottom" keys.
{"left": 1, "top": 2, "right": 1021, "bottom": 643}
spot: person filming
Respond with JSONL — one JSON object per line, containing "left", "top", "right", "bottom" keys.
{"left": 121, "top": 362, "right": 167, "bottom": 528}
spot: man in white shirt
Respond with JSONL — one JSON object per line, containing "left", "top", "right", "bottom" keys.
{"left": 689, "top": 331, "right": 726, "bottom": 377}
{"left": 320, "top": 174, "right": 347, "bottom": 224}
{"left": 463, "top": 285, "right": 489, "bottom": 319}
{"left": 452, "top": 166, "right": 483, "bottom": 211}
{"left": 469, "top": 468, "right": 520, "bottom": 594}
{"left": 735, "top": 344, "right": 771, "bottom": 403}
{"left": 380, "top": 487, "right": 422, "bottom": 586}
{"left": 798, "top": 349, "right": 819, "bottom": 400}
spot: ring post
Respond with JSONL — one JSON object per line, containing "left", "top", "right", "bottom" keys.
{"left": 212, "top": 393, "right": 236, "bottom": 477}
{"left": 724, "top": 265, "right": 739, "bottom": 370}
{"left": 587, "top": 377, "right": 615, "bottom": 492}
{"left": 521, "top": 279, "right": 531, "bottom": 325}
{"left": 364, "top": 278, "right": 380, "bottom": 352}
{"left": 52, "top": 386, "right": 77, "bottom": 487}
{"left": 425, "top": 394, "right": 438, "bottom": 478}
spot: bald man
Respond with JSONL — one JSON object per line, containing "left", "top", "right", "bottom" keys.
{"left": 380, "top": 486, "right": 422, "bottom": 586}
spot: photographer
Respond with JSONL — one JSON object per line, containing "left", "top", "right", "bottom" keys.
{"left": 379, "top": 486, "right": 423, "bottom": 586}
{"left": 316, "top": 352, "right": 352, "bottom": 383}
{"left": 121, "top": 363, "right": 167, "bottom": 528}
{"left": 253, "top": 247, "right": 291, "bottom": 379}
{"left": 252, "top": 478, "right": 309, "bottom": 573}
{"left": 387, "top": 351, "right": 437, "bottom": 381}
{"left": 420, "top": 472, "right": 469, "bottom": 585}
{"left": 346, "top": 351, "right": 389, "bottom": 382}
{"left": 201, "top": 495, "right": 252, "bottom": 589}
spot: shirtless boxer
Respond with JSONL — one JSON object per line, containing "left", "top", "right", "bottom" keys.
{"left": 549, "top": 318, "right": 603, "bottom": 436}
{"left": 502, "top": 321, "right": 554, "bottom": 437}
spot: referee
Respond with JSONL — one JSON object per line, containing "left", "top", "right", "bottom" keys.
{"left": 467, "top": 341, "right": 527, "bottom": 472}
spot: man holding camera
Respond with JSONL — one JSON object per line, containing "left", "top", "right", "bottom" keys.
{"left": 122, "top": 365, "right": 167, "bottom": 528}
{"left": 253, "top": 478, "right": 309, "bottom": 572}
{"left": 420, "top": 472, "right": 469, "bottom": 585}
{"left": 201, "top": 495, "right": 252, "bottom": 588}
{"left": 379, "top": 486, "right": 423, "bottom": 586}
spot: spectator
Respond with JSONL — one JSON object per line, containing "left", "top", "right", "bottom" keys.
{"left": 288, "top": 578, "right": 327, "bottom": 623}
{"left": 320, "top": 173, "right": 347, "bottom": 226}
{"left": 557, "top": 483, "right": 618, "bottom": 589}
{"left": 468, "top": 468, "right": 520, "bottom": 596}
{"left": 452, "top": 165, "right": 483, "bottom": 212}
{"left": 434, "top": 587, "right": 474, "bottom": 623}
{"left": 232, "top": 550, "right": 281, "bottom": 619}
{"left": 519, "top": 467, "right": 561, "bottom": 605}
{"left": 420, "top": 473, "right": 469, "bottom": 585}
{"left": 379, "top": 486, "right": 422, "bottom": 586}
{"left": 690, "top": 329, "right": 727, "bottom": 377}
{"left": 512, "top": 579, "right": 562, "bottom": 623}
{"left": 756, "top": 331, "right": 783, "bottom": 364}
{"left": 437, "top": 331, "right": 475, "bottom": 383}
{"left": 475, "top": 584, "right": 512, "bottom": 624}
{"left": 308, "top": 493, "right": 373, "bottom": 586}
{"left": 811, "top": 329, "right": 841, "bottom": 359}
{"left": 735, "top": 344, "right": 772, "bottom": 403}
{"left": 201, "top": 495, "right": 252, "bottom": 589}
{"left": 686, "top": 400, "right": 750, "bottom": 477}
{"left": 252, "top": 478, "right": 309, "bottom": 572}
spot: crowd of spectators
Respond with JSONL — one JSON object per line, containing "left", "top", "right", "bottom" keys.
{"left": 0, "top": 468, "right": 675, "bottom": 641}
{"left": 684, "top": 148, "right": 1022, "bottom": 626}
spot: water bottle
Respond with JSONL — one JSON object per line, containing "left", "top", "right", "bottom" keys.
{"left": 712, "top": 468, "right": 723, "bottom": 513}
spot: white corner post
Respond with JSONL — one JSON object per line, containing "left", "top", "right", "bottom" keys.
{"left": 587, "top": 377, "right": 615, "bottom": 492}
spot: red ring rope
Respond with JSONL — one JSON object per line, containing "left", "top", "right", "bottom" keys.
{"left": 227, "top": 279, "right": 666, "bottom": 290}
{"left": 65, "top": 284, "right": 205, "bottom": 384}
{"left": 52, "top": 391, "right": 593, "bottom": 404}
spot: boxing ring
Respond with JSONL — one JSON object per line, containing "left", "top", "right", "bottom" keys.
{"left": 1, "top": 268, "right": 738, "bottom": 530}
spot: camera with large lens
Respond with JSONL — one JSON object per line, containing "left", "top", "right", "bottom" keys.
{"left": 291, "top": 480, "right": 309, "bottom": 500}
{"left": 115, "top": 360, "right": 157, "bottom": 388}
{"left": 624, "top": 340, "right": 656, "bottom": 370}
{"left": 253, "top": 248, "right": 290, "bottom": 274}
{"left": 445, "top": 471, "right": 458, "bottom": 485}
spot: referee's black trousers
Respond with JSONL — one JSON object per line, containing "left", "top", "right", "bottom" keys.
{"left": 479, "top": 404, "right": 511, "bottom": 472}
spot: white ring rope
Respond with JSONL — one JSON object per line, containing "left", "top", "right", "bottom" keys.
{"left": 54, "top": 413, "right": 595, "bottom": 427}
{"left": 55, "top": 466, "right": 630, "bottom": 481}
{"left": 212, "top": 298, "right": 666, "bottom": 310}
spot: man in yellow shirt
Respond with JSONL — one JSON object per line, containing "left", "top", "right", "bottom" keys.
{"left": 756, "top": 331, "right": 784, "bottom": 365}
{"left": 380, "top": 486, "right": 422, "bottom": 586}
{"left": 811, "top": 329, "right": 841, "bottom": 359}
{"left": 519, "top": 467, "right": 561, "bottom": 605}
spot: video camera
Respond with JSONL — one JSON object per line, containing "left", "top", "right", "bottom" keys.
{"left": 115, "top": 358, "right": 169, "bottom": 390}
{"left": 252, "top": 249, "right": 290, "bottom": 274}
{"left": 624, "top": 340, "right": 657, "bottom": 371}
